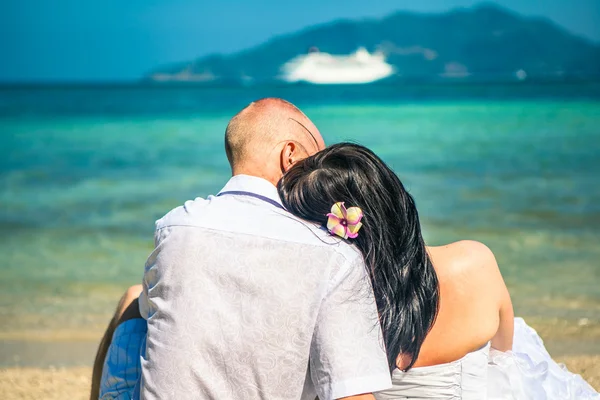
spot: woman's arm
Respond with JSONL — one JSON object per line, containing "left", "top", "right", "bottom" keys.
{"left": 339, "top": 394, "right": 376, "bottom": 400}
{"left": 491, "top": 276, "right": 514, "bottom": 351}
{"left": 474, "top": 242, "right": 514, "bottom": 351}
{"left": 459, "top": 240, "right": 514, "bottom": 352}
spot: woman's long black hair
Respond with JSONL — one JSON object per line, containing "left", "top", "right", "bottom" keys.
{"left": 278, "top": 142, "right": 439, "bottom": 372}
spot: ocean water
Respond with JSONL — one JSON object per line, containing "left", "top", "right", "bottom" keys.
{"left": 1, "top": 84, "right": 599, "bottom": 350}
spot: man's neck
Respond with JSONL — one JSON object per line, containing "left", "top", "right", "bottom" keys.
{"left": 231, "top": 166, "right": 279, "bottom": 187}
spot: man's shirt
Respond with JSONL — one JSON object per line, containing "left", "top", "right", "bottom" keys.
{"left": 139, "top": 175, "right": 391, "bottom": 400}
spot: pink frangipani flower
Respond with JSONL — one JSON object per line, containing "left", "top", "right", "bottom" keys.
{"left": 326, "top": 202, "right": 363, "bottom": 239}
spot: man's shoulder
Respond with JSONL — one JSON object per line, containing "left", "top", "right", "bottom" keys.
{"left": 155, "top": 196, "right": 212, "bottom": 231}
{"left": 153, "top": 195, "right": 362, "bottom": 264}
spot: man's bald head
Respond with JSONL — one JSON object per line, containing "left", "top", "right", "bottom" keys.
{"left": 224, "top": 98, "right": 324, "bottom": 185}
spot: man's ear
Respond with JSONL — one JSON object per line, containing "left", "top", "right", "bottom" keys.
{"left": 280, "top": 141, "right": 297, "bottom": 172}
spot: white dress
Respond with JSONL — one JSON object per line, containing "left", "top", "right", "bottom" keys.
{"left": 375, "top": 318, "right": 599, "bottom": 399}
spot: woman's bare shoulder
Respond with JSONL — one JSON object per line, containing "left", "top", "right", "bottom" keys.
{"left": 416, "top": 241, "right": 505, "bottom": 365}
{"left": 429, "top": 240, "right": 495, "bottom": 262}
{"left": 428, "top": 240, "right": 503, "bottom": 294}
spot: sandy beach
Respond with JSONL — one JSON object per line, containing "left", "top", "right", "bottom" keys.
{"left": 0, "top": 367, "right": 91, "bottom": 400}
{"left": 1, "top": 317, "right": 599, "bottom": 399}
{"left": 1, "top": 356, "right": 598, "bottom": 399}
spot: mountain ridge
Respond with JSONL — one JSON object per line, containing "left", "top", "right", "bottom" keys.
{"left": 146, "top": 3, "right": 600, "bottom": 84}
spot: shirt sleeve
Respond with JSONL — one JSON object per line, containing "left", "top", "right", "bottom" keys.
{"left": 309, "top": 255, "right": 392, "bottom": 400}
{"left": 138, "top": 223, "right": 171, "bottom": 320}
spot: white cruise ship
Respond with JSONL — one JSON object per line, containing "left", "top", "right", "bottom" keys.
{"left": 280, "top": 47, "right": 394, "bottom": 84}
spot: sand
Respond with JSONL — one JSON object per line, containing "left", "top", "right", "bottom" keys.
{"left": 0, "top": 356, "right": 598, "bottom": 399}
{"left": 557, "top": 355, "right": 600, "bottom": 392}
{"left": 1, "top": 318, "right": 598, "bottom": 398}
{"left": 0, "top": 367, "right": 91, "bottom": 400}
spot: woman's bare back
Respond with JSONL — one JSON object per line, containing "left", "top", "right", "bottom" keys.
{"left": 401, "top": 240, "right": 514, "bottom": 369}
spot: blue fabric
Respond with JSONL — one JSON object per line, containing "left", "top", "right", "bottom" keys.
{"left": 99, "top": 318, "right": 147, "bottom": 399}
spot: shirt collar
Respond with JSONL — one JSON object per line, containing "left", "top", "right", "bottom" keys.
{"left": 217, "top": 174, "right": 283, "bottom": 206}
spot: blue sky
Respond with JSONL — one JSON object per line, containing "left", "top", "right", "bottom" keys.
{"left": 1, "top": 0, "right": 599, "bottom": 82}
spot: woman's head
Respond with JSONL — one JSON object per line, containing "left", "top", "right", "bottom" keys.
{"left": 278, "top": 142, "right": 439, "bottom": 371}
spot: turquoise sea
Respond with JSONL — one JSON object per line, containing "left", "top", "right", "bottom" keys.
{"left": 1, "top": 83, "right": 599, "bottom": 364}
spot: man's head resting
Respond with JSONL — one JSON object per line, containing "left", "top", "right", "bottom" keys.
{"left": 225, "top": 98, "right": 325, "bottom": 186}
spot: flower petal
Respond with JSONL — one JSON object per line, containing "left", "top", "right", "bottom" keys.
{"left": 326, "top": 214, "right": 342, "bottom": 231}
{"left": 347, "top": 222, "right": 363, "bottom": 238}
{"left": 330, "top": 202, "right": 346, "bottom": 219}
{"left": 328, "top": 223, "right": 348, "bottom": 239}
{"left": 345, "top": 207, "right": 363, "bottom": 225}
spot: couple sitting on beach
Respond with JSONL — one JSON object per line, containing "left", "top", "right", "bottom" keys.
{"left": 91, "top": 98, "right": 597, "bottom": 400}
